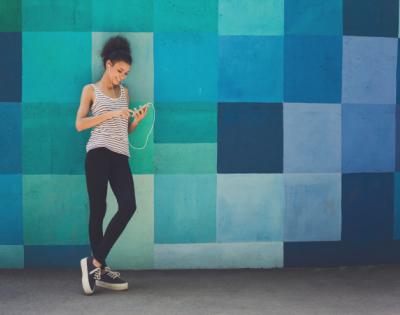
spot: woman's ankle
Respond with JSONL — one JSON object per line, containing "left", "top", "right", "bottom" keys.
{"left": 92, "top": 257, "right": 102, "bottom": 268}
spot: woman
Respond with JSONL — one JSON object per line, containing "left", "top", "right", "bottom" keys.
{"left": 75, "top": 35, "right": 148, "bottom": 295}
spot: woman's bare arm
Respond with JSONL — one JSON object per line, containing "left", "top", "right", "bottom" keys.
{"left": 75, "top": 84, "right": 115, "bottom": 132}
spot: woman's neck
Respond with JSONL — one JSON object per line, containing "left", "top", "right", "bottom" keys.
{"left": 98, "top": 74, "right": 117, "bottom": 91}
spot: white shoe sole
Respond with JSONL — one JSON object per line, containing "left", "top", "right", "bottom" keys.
{"left": 95, "top": 280, "right": 128, "bottom": 291}
{"left": 80, "top": 258, "right": 94, "bottom": 295}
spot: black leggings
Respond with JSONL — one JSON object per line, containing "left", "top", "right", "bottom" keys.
{"left": 84, "top": 147, "right": 137, "bottom": 267}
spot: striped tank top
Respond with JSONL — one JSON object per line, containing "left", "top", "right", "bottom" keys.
{"left": 85, "top": 83, "right": 130, "bottom": 157}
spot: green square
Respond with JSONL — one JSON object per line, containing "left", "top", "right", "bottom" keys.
{"left": 103, "top": 175, "right": 154, "bottom": 269}
{"left": 154, "top": 0, "right": 218, "bottom": 32}
{"left": 0, "top": 0, "right": 21, "bottom": 32}
{"left": 92, "top": 0, "right": 153, "bottom": 32}
{"left": 22, "top": 103, "right": 89, "bottom": 174}
{"left": 22, "top": 0, "right": 91, "bottom": 31}
{"left": 23, "top": 175, "right": 89, "bottom": 245}
{"left": 154, "top": 143, "right": 217, "bottom": 174}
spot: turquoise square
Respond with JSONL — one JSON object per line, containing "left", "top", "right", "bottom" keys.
{"left": 285, "top": 0, "right": 342, "bottom": 35}
{"left": 23, "top": 32, "right": 91, "bottom": 103}
{"left": 22, "top": 103, "right": 89, "bottom": 174}
{"left": 219, "top": 0, "right": 284, "bottom": 35}
{"left": 154, "top": 0, "right": 218, "bottom": 32}
{"left": 155, "top": 174, "right": 216, "bottom": 243}
{"left": 217, "top": 174, "right": 284, "bottom": 242}
{"left": 22, "top": 0, "right": 91, "bottom": 31}
{"left": 92, "top": 0, "right": 153, "bottom": 32}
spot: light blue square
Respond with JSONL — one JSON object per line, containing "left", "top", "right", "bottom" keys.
{"left": 217, "top": 174, "right": 284, "bottom": 242}
{"left": 284, "top": 103, "right": 341, "bottom": 173}
{"left": 154, "top": 33, "right": 218, "bottom": 102}
{"left": 342, "top": 36, "right": 397, "bottom": 104}
{"left": 284, "top": 174, "right": 342, "bottom": 241}
{"left": 155, "top": 174, "right": 216, "bottom": 243}
{"left": 219, "top": 36, "right": 283, "bottom": 102}
{"left": 342, "top": 104, "right": 395, "bottom": 173}
{"left": 23, "top": 32, "right": 91, "bottom": 103}
{"left": 219, "top": 0, "right": 284, "bottom": 35}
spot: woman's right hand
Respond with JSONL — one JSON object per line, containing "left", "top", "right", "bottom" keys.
{"left": 110, "top": 108, "right": 134, "bottom": 119}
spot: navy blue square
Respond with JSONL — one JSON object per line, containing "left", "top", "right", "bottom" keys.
{"left": 342, "top": 173, "right": 394, "bottom": 242}
{"left": 343, "top": 0, "right": 399, "bottom": 37}
{"left": 397, "top": 106, "right": 400, "bottom": 171}
{"left": 24, "top": 245, "right": 90, "bottom": 267}
{"left": 0, "top": 33, "right": 21, "bottom": 102}
{"left": 284, "top": 240, "right": 400, "bottom": 267}
{"left": 0, "top": 103, "right": 21, "bottom": 173}
{"left": 217, "top": 103, "right": 283, "bottom": 173}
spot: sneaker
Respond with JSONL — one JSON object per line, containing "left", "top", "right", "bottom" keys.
{"left": 80, "top": 256, "right": 102, "bottom": 295}
{"left": 95, "top": 266, "right": 128, "bottom": 291}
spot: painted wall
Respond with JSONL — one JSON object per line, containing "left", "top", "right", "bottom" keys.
{"left": 1, "top": 0, "right": 400, "bottom": 269}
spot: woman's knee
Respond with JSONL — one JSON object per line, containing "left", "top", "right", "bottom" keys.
{"left": 119, "top": 198, "right": 137, "bottom": 217}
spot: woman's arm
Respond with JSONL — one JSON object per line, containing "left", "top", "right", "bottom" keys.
{"left": 127, "top": 87, "right": 139, "bottom": 134}
{"left": 75, "top": 84, "right": 115, "bottom": 132}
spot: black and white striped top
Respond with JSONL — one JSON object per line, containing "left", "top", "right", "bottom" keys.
{"left": 86, "top": 83, "right": 130, "bottom": 157}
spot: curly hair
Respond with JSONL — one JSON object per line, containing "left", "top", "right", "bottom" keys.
{"left": 100, "top": 35, "right": 132, "bottom": 68}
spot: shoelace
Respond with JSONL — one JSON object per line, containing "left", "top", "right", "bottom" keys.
{"left": 89, "top": 267, "right": 102, "bottom": 280}
{"left": 104, "top": 267, "right": 121, "bottom": 279}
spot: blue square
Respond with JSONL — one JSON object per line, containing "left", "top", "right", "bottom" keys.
{"left": 25, "top": 245, "right": 90, "bottom": 267}
{"left": 342, "top": 104, "right": 395, "bottom": 173}
{"left": 0, "top": 33, "right": 21, "bottom": 102}
{"left": 342, "top": 173, "right": 394, "bottom": 242}
{"left": 0, "top": 103, "right": 21, "bottom": 173}
{"left": 154, "top": 33, "right": 217, "bottom": 102}
{"left": 155, "top": 174, "right": 216, "bottom": 244}
{"left": 342, "top": 36, "right": 397, "bottom": 104}
{"left": 219, "top": 36, "right": 283, "bottom": 102}
{"left": 218, "top": 103, "right": 283, "bottom": 173}
{"left": 23, "top": 32, "right": 91, "bottom": 103}
{"left": 284, "top": 174, "right": 342, "bottom": 242}
{"left": 0, "top": 175, "right": 22, "bottom": 244}
{"left": 217, "top": 174, "right": 284, "bottom": 242}
{"left": 284, "top": 103, "right": 341, "bottom": 173}
{"left": 284, "top": 36, "right": 342, "bottom": 103}
{"left": 285, "top": 0, "right": 342, "bottom": 35}
{"left": 395, "top": 173, "right": 400, "bottom": 239}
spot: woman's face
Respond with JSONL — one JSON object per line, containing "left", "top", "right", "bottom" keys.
{"left": 106, "top": 60, "right": 131, "bottom": 85}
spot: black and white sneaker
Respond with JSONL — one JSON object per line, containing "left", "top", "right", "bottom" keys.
{"left": 95, "top": 266, "right": 128, "bottom": 291}
{"left": 80, "top": 256, "right": 102, "bottom": 295}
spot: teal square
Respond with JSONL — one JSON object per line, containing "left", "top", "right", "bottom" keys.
{"left": 92, "top": 0, "right": 153, "bottom": 32}
{"left": 0, "top": 0, "right": 21, "bottom": 32}
{"left": 0, "top": 245, "right": 24, "bottom": 268}
{"left": 155, "top": 174, "right": 216, "bottom": 243}
{"left": 285, "top": 0, "right": 342, "bottom": 35}
{"left": 155, "top": 102, "right": 217, "bottom": 143}
{"left": 22, "top": 103, "right": 89, "bottom": 174}
{"left": 219, "top": 0, "right": 284, "bottom": 35}
{"left": 23, "top": 175, "right": 89, "bottom": 245}
{"left": 154, "top": 0, "right": 218, "bottom": 32}
{"left": 23, "top": 32, "right": 91, "bottom": 103}
{"left": 92, "top": 32, "right": 154, "bottom": 103}
{"left": 22, "top": 0, "right": 91, "bottom": 31}
{"left": 154, "top": 143, "right": 217, "bottom": 174}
